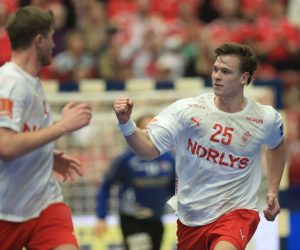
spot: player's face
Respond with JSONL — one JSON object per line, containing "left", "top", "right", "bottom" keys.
{"left": 212, "top": 55, "right": 248, "bottom": 98}
{"left": 38, "top": 27, "right": 55, "bottom": 67}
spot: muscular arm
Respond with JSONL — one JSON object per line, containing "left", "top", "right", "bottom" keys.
{"left": 264, "top": 140, "right": 286, "bottom": 221}
{"left": 0, "top": 102, "right": 91, "bottom": 161}
{"left": 265, "top": 140, "right": 286, "bottom": 196}
{"left": 114, "top": 97, "right": 160, "bottom": 160}
{"left": 0, "top": 124, "right": 66, "bottom": 161}
{"left": 124, "top": 128, "right": 160, "bottom": 160}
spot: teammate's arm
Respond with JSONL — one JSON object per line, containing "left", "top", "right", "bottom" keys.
{"left": 53, "top": 150, "right": 83, "bottom": 181}
{"left": 0, "top": 102, "right": 91, "bottom": 161}
{"left": 263, "top": 140, "right": 286, "bottom": 221}
{"left": 114, "top": 97, "right": 160, "bottom": 160}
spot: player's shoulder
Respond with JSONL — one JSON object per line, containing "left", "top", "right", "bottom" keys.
{"left": 0, "top": 63, "right": 18, "bottom": 77}
{"left": 249, "top": 98, "right": 280, "bottom": 122}
{"left": 172, "top": 93, "right": 211, "bottom": 110}
{"left": 0, "top": 63, "right": 24, "bottom": 88}
{"left": 110, "top": 149, "right": 133, "bottom": 169}
{"left": 250, "top": 99, "right": 278, "bottom": 114}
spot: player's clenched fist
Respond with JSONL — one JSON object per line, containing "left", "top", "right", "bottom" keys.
{"left": 114, "top": 97, "right": 134, "bottom": 124}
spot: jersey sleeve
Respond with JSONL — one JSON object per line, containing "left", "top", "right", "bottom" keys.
{"left": 0, "top": 78, "right": 27, "bottom": 132}
{"left": 147, "top": 100, "right": 182, "bottom": 154}
{"left": 265, "top": 107, "right": 284, "bottom": 149}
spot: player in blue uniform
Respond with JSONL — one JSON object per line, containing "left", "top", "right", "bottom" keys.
{"left": 94, "top": 114, "right": 176, "bottom": 250}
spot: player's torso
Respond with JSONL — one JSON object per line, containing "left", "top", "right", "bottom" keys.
{"left": 20, "top": 75, "right": 51, "bottom": 132}
{"left": 0, "top": 64, "right": 59, "bottom": 221}
{"left": 0, "top": 63, "right": 52, "bottom": 132}
{"left": 165, "top": 94, "right": 277, "bottom": 225}
{"left": 175, "top": 95, "right": 268, "bottom": 174}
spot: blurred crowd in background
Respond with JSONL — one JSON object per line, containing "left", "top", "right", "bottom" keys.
{"left": 1, "top": 0, "right": 300, "bottom": 187}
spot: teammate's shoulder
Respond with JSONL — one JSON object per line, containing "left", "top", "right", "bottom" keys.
{"left": 0, "top": 63, "right": 22, "bottom": 86}
{"left": 0, "top": 62, "right": 16, "bottom": 75}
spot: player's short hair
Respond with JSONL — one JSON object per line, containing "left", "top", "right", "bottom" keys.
{"left": 215, "top": 42, "right": 258, "bottom": 85}
{"left": 6, "top": 6, "right": 54, "bottom": 50}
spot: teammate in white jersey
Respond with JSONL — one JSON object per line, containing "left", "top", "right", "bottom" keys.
{"left": 114, "top": 42, "right": 286, "bottom": 250}
{"left": 0, "top": 6, "right": 92, "bottom": 250}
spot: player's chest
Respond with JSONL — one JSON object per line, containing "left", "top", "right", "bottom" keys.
{"left": 22, "top": 90, "right": 51, "bottom": 131}
{"left": 183, "top": 112, "right": 266, "bottom": 154}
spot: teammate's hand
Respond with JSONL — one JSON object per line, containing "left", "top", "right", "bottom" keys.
{"left": 114, "top": 97, "right": 134, "bottom": 124}
{"left": 60, "top": 102, "right": 92, "bottom": 133}
{"left": 263, "top": 193, "right": 280, "bottom": 221}
{"left": 53, "top": 150, "right": 83, "bottom": 182}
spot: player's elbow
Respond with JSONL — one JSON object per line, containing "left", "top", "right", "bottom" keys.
{"left": 136, "top": 146, "right": 160, "bottom": 161}
{"left": 0, "top": 130, "right": 20, "bottom": 161}
{"left": 270, "top": 139, "right": 286, "bottom": 155}
{"left": 0, "top": 146, "right": 18, "bottom": 161}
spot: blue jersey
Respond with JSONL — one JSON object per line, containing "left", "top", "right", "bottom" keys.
{"left": 96, "top": 149, "right": 176, "bottom": 220}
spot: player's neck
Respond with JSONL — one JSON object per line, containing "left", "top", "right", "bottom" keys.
{"left": 10, "top": 50, "right": 40, "bottom": 77}
{"left": 214, "top": 95, "right": 247, "bottom": 113}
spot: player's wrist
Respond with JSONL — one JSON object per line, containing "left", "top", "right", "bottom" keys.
{"left": 56, "top": 120, "right": 70, "bottom": 134}
{"left": 267, "top": 191, "right": 279, "bottom": 197}
{"left": 118, "top": 118, "right": 136, "bottom": 136}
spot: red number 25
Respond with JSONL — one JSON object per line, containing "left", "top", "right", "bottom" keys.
{"left": 210, "top": 123, "right": 234, "bottom": 145}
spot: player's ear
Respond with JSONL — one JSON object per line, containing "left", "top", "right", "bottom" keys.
{"left": 240, "top": 72, "right": 250, "bottom": 85}
{"left": 34, "top": 33, "right": 44, "bottom": 47}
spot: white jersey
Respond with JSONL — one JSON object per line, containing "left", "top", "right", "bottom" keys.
{"left": 0, "top": 62, "right": 63, "bottom": 222}
{"left": 147, "top": 93, "right": 284, "bottom": 226}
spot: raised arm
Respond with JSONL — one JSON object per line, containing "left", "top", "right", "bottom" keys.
{"left": 263, "top": 140, "right": 286, "bottom": 221}
{"left": 114, "top": 97, "right": 160, "bottom": 160}
{"left": 0, "top": 102, "right": 92, "bottom": 161}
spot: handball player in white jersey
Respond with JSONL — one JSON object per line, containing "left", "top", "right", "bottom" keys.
{"left": 0, "top": 6, "right": 92, "bottom": 250}
{"left": 114, "top": 42, "right": 286, "bottom": 250}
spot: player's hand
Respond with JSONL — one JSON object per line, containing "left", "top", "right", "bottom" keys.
{"left": 263, "top": 193, "right": 280, "bottom": 221}
{"left": 93, "top": 219, "right": 108, "bottom": 237}
{"left": 60, "top": 102, "right": 92, "bottom": 133}
{"left": 53, "top": 150, "right": 83, "bottom": 182}
{"left": 114, "top": 97, "right": 134, "bottom": 124}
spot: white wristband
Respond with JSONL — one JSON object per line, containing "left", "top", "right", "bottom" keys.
{"left": 118, "top": 119, "right": 137, "bottom": 136}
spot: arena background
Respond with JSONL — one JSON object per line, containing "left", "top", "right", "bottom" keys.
{"left": 1, "top": 0, "right": 300, "bottom": 249}
{"left": 44, "top": 78, "right": 299, "bottom": 250}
